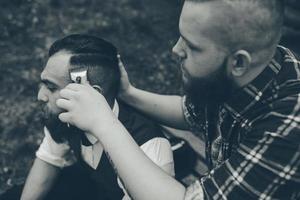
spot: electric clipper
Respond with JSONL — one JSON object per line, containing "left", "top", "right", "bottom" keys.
{"left": 70, "top": 67, "right": 88, "bottom": 84}
{"left": 69, "top": 67, "right": 103, "bottom": 93}
{"left": 67, "top": 68, "right": 88, "bottom": 128}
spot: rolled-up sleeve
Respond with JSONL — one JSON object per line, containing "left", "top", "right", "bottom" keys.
{"left": 36, "top": 127, "right": 76, "bottom": 168}
{"left": 182, "top": 95, "right": 207, "bottom": 134}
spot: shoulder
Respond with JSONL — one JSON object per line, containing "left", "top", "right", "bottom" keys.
{"left": 268, "top": 46, "right": 300, "bottom": 100}
{"left": 118, "top": 101, "right": 165, "bottom": 145}
{"left": 276, "top": 46, "right": 300, "bottom": 81}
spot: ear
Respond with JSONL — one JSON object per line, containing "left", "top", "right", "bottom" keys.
{"left": 229, "top": 50, "right": 252, "bottom": 77}
{"left": 92, "top": 85, "right": 103, "bottom": 94}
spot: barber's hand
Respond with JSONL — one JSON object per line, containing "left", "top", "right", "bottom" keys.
{"left": 56, "top": 83, "right": 117, "bottom": 134}
{"left": 117, "top": 55, "right": 134, "bottom": 101}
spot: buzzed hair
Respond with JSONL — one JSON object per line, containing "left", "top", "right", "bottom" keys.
{"left": 69, "top": 53, "right": 120, "bottom": 98}
{"left": 49, "top": 34, "right": 120, "bottom": 98}
{"left": 185, "top": 0, "right": 285, "bottom": 52}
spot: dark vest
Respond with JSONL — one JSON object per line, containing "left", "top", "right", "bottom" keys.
{"left": 69, "top": 102, "right": 166, "bottom": 200}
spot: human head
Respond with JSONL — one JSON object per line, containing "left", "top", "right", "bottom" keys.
{"left": 38, "top": 34, "right": 120, "bottom": 142}
{"left": 48, "top": 34, "right": 120, "bottom": 101}
{"left": 173, "top": 0, "right": 284, "bottom": 105}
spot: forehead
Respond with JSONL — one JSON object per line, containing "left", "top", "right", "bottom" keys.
{"left": 179, "top": 1, "right": 222, "bottom": 46}
{"left": 41, "top": 51, "right": 72, "bottom": 85}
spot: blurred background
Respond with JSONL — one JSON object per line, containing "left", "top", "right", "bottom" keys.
{"left": 0, "top": 0, "right": 299, "bottom": 194}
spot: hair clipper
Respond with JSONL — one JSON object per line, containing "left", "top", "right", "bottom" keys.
{"left": 69, "top": 67, "right": 103, "bottom": 93}
{"left": 70, "top": 67, "right": 88, "bottom": 84}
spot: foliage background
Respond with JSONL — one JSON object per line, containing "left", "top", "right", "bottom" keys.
{"left": 0, "top": 0, "right": 299, "bottom": 194}
{"left": 0, "top": 0, "right": 183, "bottom": 193}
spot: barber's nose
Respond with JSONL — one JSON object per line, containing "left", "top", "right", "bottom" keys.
{"left": 172, "top": 38, "right": 187, "bottom": 60}
{"left": 37, "top": 86, "right": 49, "bottom": 102}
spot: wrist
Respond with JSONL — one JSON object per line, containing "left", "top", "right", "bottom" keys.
{"left": 119, "top": 85, "right": 136, "bottom": 103}
{"left": 90, "top": 112, "right": 120, "bottom": 140}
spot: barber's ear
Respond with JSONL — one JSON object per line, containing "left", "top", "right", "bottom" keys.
{"left": 228, "top": 50, "right": 252, "bottom": 77}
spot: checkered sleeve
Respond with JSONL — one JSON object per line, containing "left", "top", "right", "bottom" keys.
{"left": 200, "top": 94, "right": 300, "bottom": 200}
{"left": 182, "top": 95, "right": 207, "bottom": 133}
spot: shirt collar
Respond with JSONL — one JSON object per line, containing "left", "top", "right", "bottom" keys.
{"left": 223, "top": 46, "right": 284, "bottom": 120}
{"left": 84, "top": 99, "right": 119, "bottom": 144}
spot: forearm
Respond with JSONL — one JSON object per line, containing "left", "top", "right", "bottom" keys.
{"left": 21, "top": 158, "right": 60, "bottom": 200}
{"left": 121, "top": 87, "right": 189, "bottom": 129}
{"left": 93, "top": 120, "right": 186, "bottom": 200}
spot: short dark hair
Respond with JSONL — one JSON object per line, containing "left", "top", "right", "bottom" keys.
{"left": 185, "top": 0, "right": 285, "bottom": 52}
{"left": 49, "top": 34, "right": 120, "bottom": 98}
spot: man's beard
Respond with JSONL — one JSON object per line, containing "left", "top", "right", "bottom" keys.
{"left": 183, "top": 60, "right": 236, "bottom": 108}
{"left": 41, "top": 106, "right": 83, "bottom": 143}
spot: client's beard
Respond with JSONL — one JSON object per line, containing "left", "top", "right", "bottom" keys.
{"left": 183, "top": 61, "right": 236, "bottom": 108}
{"left": 41, "top": 107, "right": 83, "bottom": 143}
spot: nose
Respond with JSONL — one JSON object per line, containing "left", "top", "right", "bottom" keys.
{"left": 172, "top": 38, "right": 187, "bottom": 60}
{"left": 37, "top": 85, "right": 49, "bottom": 102}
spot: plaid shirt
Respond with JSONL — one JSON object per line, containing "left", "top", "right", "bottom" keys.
{"left": 183, "top": 46, "right": 300, "bottom": 200}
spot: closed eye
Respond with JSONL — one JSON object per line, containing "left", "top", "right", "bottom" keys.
{"left": 40, "top": 80, "right": 58, "bottom": 92}
{"left": 183, "top": 38, "right": 201, "bottom": 51}
{"left": 179, "top": 33, "right": 201, "bottom": 52}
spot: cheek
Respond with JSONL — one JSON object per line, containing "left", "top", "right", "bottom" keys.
{"left": 185, "top": 52, "right": 225, "bottom": 78}
{"left": 47, "top": 92, "right": 63, "bottom": 114}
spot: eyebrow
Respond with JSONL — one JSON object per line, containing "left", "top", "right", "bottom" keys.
{"left": 40, "top": 78, "right": 59, "bottom": 87}
{"left": 40, "top": 71, "right": 70, "bottom": 86}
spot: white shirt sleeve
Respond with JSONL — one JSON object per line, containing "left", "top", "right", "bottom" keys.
{"left": 140, "top": 138, "right": 175, "bottom": 176}
{"left": 184, "top": 180, "right": 204, "bottom": 200}
{"left": 118, "top": 137, "right": 175, "bottom": 200}
{"left": 36, "top": 127, "right": 76, "bottom": 168}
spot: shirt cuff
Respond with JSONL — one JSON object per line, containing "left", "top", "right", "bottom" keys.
{"left": 182, "top": 95, "right": 207, "bottom": 133}
{"left": 184, "top": 180, "right": 205, "bottom": 200}
{"left": 36, "top": 146, "right": 76, "bottom": 168}
{"left": 35, "top": 127, "right": 76, "bottom": 168}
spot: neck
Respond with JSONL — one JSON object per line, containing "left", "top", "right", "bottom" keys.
{"left": 106, "top": 95, "right": 115, "bottom": 109}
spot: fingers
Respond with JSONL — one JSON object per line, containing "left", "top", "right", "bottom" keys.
{"left": 117, "top": 54, "right": 121, "bottom": 62}
{"left": 60, "top": 88, "right": 77, "bottom": 100}
{"left": 58, "top": 112, "right": 72, "bottom": 123}
{"left": 81, "top": 79, "right": 91, "bottom": 86}
{"left": 63, "top": 83, "right": 94, "bottom": 96}
{"left": 65, "top": 83, "right": 85, "bottom": 91}
{"left": 117, "top": 54, "right": 128, "bottom": 76}
{"left": 56, "top": 98, "right": 73, "bottom": 111}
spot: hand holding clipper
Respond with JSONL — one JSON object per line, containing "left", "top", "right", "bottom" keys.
{"left": 70, "top": 67, "right": 103, "bottom": 93}
{"left": 65, "top": 67, "right": 102, "bottom": 128}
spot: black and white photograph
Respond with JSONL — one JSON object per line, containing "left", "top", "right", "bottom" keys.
{"left": 0, "top": 0, "right": 299, "bottom": 199}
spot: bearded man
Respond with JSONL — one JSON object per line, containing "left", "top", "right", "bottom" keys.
{"left": 20, "top": 34, "right": 174, "bottom": 200}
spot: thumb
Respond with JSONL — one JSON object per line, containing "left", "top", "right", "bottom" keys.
{"left": 117, "top": 54, "right": 128, "bottom": 77}
{"left": 58, "top": 112, "right": 73, "bottom": 124}
{"left": 81, "top": 79, "right": 91, "bottom": 86}
{"left": 80, "top": 80, "right": 96, "bottom": 91}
